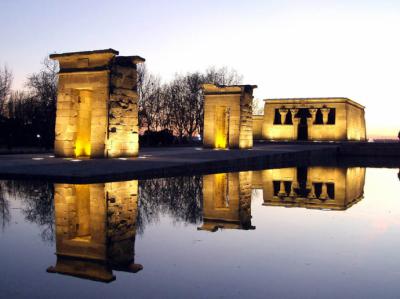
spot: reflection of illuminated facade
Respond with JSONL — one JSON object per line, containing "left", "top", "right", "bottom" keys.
{"left": 47, "top": 181, "right": 142, "bottom": 282}
{"left": 260, "top": 167, "right": 365, "bottom": 210}
{"left": 199, "top": 171, "right": 255, "bottom": 231}
{"left": 202, "top": 84, "right": 257, "bottom": 149}
{"left": 259, "top": 98, "right": 366, "bottom": 141}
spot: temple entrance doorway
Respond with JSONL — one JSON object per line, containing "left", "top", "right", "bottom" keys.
{"left": 73, "top": 184, "right": 91, "bottom": 241}
{"left": 75, "top": 90, "right": 93, "bottom": 157}
{"left": 296, "top": 108, "right": 310, "bottom": 141}
{"left": 214, "top": 106, "right": 230, "bottom": 149}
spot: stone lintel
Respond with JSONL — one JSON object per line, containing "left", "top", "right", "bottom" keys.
{"left": 58, "top": 66, "right": 111, "bottom": 74}
{"left": 202, "top": 83, "right": 257, "bottom": 95}
{"left": 50, "top": 48, "right": 119, "bottom": 59}
{"left": 115, "top": 56, "right": 145, "bottom": 65}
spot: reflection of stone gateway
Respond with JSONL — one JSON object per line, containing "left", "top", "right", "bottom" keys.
{"left": 199, "top": 171, "right": 255, "bottom": 231}
{"left": 202, "top": 84, "right": 257, "bottom": 149}
{"left": 259, "top": 167, "right": 366, "bottom": 211}
{"left": 47, "top": 181, "right": 142, "bottom": 283}
{"left": 50, "top": 49, "right": 145, "bottom": 158}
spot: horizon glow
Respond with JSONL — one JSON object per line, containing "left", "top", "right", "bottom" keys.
{"left": 1, "top": 0, "right": 399, "bottom": 138}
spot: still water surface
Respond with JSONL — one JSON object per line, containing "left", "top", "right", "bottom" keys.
{"left": 0, "top": 167, "right": 399, "bottom": 298}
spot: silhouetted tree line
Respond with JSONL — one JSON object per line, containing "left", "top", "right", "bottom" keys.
{"left": 0, "top": 58, "right": 242, "bottom": 149}
{"left": 0, "top": 176, "right": 203, "bottom": 242}
{"left": 0, "top": 180, "right": 55, "bottom": 242}
{"left": 138, "top": 65, "right": 242, "bottom": 145}
{"left": 0, "top": 60, "right": 57, "bottom": 149}
{"left": 137, "top": 175, "right": 203, "bottom": 233}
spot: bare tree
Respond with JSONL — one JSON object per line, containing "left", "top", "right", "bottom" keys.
{"left": 165, "top": 75, "right": 188, "bottom": 140}
{"left": 0, "top": 182, "right": 10, "bottom": 231}
{"left": 252, "top": 98, "right": 264, "bottom": 115}
{"left": 26, "top": 57, "right": 58, "bottom": 108}
{"left": 138, "top": 65, "right": 243, "bottom": 143}
{"left": 25, "top": 57, "right": 58, "bottom": 147}
{"left": 0, "top": 65, "right": 13, "bottom": 115}
{"left": 203, "top": 66, "right": 243, "bottom": 86}
{"left": 137, "top": 64, "right": 166, "bottom": 131}
{"left": 182, "top": 72, "right": 205, "bottom": 140}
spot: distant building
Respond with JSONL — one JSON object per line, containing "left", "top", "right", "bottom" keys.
{"left": 258, "top": 98, "right": 366, "bottom": 141}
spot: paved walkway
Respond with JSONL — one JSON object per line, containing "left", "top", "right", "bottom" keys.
{"left": 0, "top": 144, "right": 338, "bottom": 183}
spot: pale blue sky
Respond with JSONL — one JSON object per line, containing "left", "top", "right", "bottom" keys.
{"left": 1, "top": 0, "right": 400, "bottom": 137}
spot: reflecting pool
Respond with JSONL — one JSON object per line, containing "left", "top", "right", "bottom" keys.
{"left": 1, "top": 167, "right": 400, "bottom": 298}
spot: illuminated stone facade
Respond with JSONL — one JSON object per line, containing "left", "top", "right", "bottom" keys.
{"left": 50, "top": 49, "right": 144, "bottom": 158}
{"left": 199, "top": 171, "right": 255, "bottom": 231}
{"left": 261, "top": 98, "right": 366, "bottom": 141}
{"left": 47, "top": 181, "right": 142, "bottom": 282}
{"left": 202, "top": 84, "right": 257, "bottom": 149}
{"left": 253, "top": 115, "right": 263, "bottom": 140}
{"left": 260, "top": 167, "right": 365, "bottom": 210}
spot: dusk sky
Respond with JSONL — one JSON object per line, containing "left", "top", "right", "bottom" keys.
{"left": 1, "top": 0, "right": 399, "bottom": 138}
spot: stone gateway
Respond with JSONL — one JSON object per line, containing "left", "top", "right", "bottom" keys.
{"left": 50, "top": 49, "right": 144, "bottom": 158}
{"left": 202, "top": 84, "right": 257, "bottom": 149}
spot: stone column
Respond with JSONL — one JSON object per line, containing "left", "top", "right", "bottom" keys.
{"left": 292, "top": 118, "right": 300, "bottom": 140}
{"left": 308, "top": 108, "right": 318, "bottom": 124}
{"left": 278, "top": 181, "right": 287, "bottom": 197}
{"left": 290, "top": 108, "right": 299, "bottom": 123}
{"left": 307, "top": 184, "right": 317, "bottom": 199}
{"left": 319, "top": 183, "right": 329, "bottom": 200}
{"left": 307, "top": 118, "right": 314, "bottom": 139}
{"left": 321, "top": 107, "right": 331, "bottom": 124}
{"left": 278, "top": 108, "right": 288, "bottom": 124}
{"left": 289, "top": 183, "right": 297, "bottom": 198}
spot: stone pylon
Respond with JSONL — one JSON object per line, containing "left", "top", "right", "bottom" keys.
{"left": 50, "top": 49, "right": 144, "bottom": 158}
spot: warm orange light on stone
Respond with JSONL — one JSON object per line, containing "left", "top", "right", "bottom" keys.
{"left": 50, "top": 49, "right": 144, "bottom": 158}
{"left": 260, "top": 167, "right": 366, "bottom": 210}
{"left": 202, "top": 84, "right": 257, "bottom": 149}
{"left": 199, "top": 171, "right": 254, "bottom": 231}
{"left": 48, "top": 180, "right": 142, "bottom": 282}
{"left": 260, "top": 98, "right": 367, "bottom": 141}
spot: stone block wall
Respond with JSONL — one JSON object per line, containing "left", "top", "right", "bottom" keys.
{"left": 306, "top": 102, "right": 347, "bottom": 141}
{"left": 54, "top": 73, "right": 109, "bottom": 157}
{"left": 253, "top": 115, "right": 263, "bottom": 140}
{"left": 50, "top": 180, "right": 141, "bottom": 281}
{"left": 261, "top": 167, "right": 365, "bottom": 210}
{"left": 261, "top": 98, "right": 366, "bottom": 141}
{"left": 105, "top": 180, "right": 138, "bottom": 266}
{"left": 202, "top": 84, "right": 257, "bottom": 149}
{"left": 51, "top": 49, "right": 144, "bottom": 158}
{"left": 346, "top": 102, "right": 367, "bottom": 141}
{"left": 107, "top": 58, "right": 140, "bottom": 157}
{"left": 200, "top": 171, "right": 253, "bottom": 231}
{"left": 239, "top": 88, "right": 253, "bottom": 148}
{"left": 53, "top": 183, "right": 107, "bottom": 260}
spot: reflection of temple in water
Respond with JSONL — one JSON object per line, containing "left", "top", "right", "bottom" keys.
{"left": 199, "top": 171, "right": 255, "bottom": 232}
{"left": 257, "top": 167, "right": 365, "bottom": 210}
{"left": 47, "top": 181, "right": 142, "bottom": 283}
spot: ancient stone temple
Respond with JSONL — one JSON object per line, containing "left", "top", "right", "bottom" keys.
{"left": 47, "top": 181, "right": 142, "bottom": 282}
{"left": 260, "top": 98, "right": 366, "bottom": 141}
{"left": 260, "top": 167, "right": 365, "bottom": 210}
{"left": 202, "top": 84, "right": 257, "bottom": 149}
{"left": 199, "top": 171, "right": 255, "bottom": 231}
{"left": 50, "top": 49, "right": 144, "bottom": 158}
